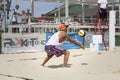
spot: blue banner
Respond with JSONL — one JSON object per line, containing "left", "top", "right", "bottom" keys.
{"left": 46, "top": 32, "right": 84, "bottom": 49}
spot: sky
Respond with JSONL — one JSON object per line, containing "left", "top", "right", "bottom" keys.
{"left": 10, "top": 0, "right": 63, "bottom": 17}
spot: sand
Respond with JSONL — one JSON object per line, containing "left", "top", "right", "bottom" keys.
{"left": 0, "top": 47, "right": 120, "bottom": 80}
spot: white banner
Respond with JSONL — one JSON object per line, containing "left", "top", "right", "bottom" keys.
{"left": 2, "top": 33, "right": 46, "bottom": 53}
{"left": 90, "top": 35, "right": 103, "bottom": 51}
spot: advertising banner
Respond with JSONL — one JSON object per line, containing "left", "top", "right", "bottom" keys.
{"left": 2, "top": 33, "right": 46, "bottom": 53}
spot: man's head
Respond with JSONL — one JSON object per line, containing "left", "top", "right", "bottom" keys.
{"left": 59, "top": 22, "right": 67, "bottom": 31}
{"left": 27, "top": 8, "right": 30, "bottom": 12}
{"left": 15, "top": 4, "right": 19, "bottom": 10}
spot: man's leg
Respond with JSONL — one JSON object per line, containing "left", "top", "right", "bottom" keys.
{"left": 63, "top": 50, "right": 70, "bottom": 67}
{"left": 103, "top": 18, "right": 107, "bottom": 25}
{"left": 98, "top": 18, "right": 102, "bottom": 29}
{"left": 98, "top": 18, "right": 107, "bottom": 28}
{"left": 101, "top": 18, "right": 104, "bottom": 26}
{"left": 42, "top": 56, "right": 53, "bottom": 66}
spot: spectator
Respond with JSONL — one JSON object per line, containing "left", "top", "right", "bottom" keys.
{"left": 14, "top": 4, "right": 20, "bottom": 14}
{"left": 21, "top": 10, "right": 27, "bottom": 24}
{"left": 11, "top": 12, "right": 18, "bottom": 24}
{"left": 10, "top": 4, "right": 20, "bottom": 24}
{"left": 26, "top": 8, "right": 32, "bottom": 17}
{"left": 38, "top": 14, "right": 46, "bottom": 22}
{"left": 26, "top": 8, "right": 32, "bottom": 22}
{"left": 73, "top": 16, "right": 79, "bottom": 22}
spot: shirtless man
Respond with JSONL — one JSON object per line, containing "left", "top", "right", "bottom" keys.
{"left": 42, "top": 28, "right": 84, "bottom": 67}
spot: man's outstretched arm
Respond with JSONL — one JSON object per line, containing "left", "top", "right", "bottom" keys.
{"left": 66, "top": 37, "right": 85, "bottom": 49}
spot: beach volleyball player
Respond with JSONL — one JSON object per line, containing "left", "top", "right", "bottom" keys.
{"left": 42, "top": 23, "right": 85, "bottom": 67}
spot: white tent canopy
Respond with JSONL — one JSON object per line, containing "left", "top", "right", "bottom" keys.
{"left": 31, "top": 0, "right": 119, "bottom": 4}
{"left": 29, "top": 0, "right": 120, "bottom": 25}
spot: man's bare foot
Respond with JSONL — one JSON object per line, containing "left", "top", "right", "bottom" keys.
{"left": 63, "top": 65, "right": 70, "bottom": 68}
{"left": 41, "top": 64, "right": 44, "bottom": 66}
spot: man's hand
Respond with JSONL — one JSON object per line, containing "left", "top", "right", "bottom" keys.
{"left": 80, "top": 45, "right": 85, "bottom": 50}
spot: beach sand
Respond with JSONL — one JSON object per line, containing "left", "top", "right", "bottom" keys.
{"left": 0, "top": 47, "right": 120, "bottom": 80}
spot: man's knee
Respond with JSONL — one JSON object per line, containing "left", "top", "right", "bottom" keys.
{"left": 63, "top": 51, "right": 70, "bottom": 55}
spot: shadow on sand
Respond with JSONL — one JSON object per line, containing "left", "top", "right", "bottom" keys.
{"left": 47, "top": 64, "right": 72, "bottom": 69}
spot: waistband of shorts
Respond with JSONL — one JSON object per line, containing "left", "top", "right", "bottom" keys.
{"left": 45, "top": 45, "right": 55, "bottom": 50}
